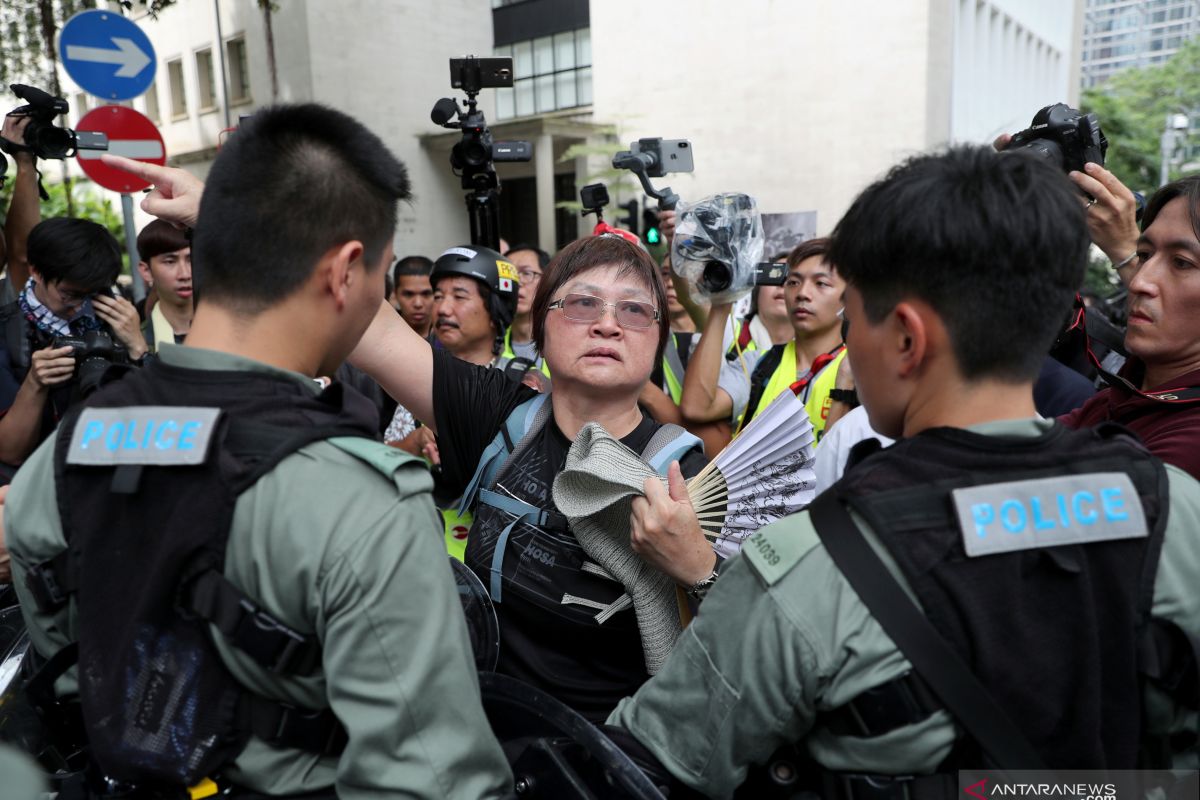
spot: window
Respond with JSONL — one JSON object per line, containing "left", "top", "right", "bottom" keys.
{"left": 168, "top": 58, "right": 188, "bottom": 118}
{"left": 495, "top": 27, "right": 592, "bottom": 120}
{"left": 226, "top": 37, "right": 250, "bottom": 104}
{"left": 144, "top": 79, "right": 160, "bottom": 123}
{"left": 196, "top": 48, "right": 216, "bottom": 111}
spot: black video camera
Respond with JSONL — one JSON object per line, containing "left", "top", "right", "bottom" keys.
{"left": 431, "top": 57, "right": 532, "bottom": 249}
{"left": 2, "top": 84, "right": 108, "bottom": 161}
{"left": 52, "top": 328, "right": 130, "bottom": 396}
{"left": 1008, "top": 103, "right": 1107, "bottom": 174}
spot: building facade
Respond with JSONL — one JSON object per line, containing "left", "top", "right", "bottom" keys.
{"left": 48, "top": 0, "right": 1081, "bottom": 259}
{"left": 1081, "top": 0, "right": 1200, "bottom": 88}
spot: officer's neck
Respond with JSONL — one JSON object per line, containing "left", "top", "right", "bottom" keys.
{"left": 185, "top": 301, "right": 326, "bottom": 377}
{"left": 900, "top": 374, "right": 1038, "bottom": 438}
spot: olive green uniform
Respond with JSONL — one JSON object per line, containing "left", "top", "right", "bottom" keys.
{"left": 6, "top": 345, "right": 513, "bottom": 799}
{"left": 610, "top": 419, "right": 1200, "bottom": 799}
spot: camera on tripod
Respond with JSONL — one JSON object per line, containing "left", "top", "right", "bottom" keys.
{"left": 1, "top": 84, "right": 108, "bottom": 160}
{"left": 431, "top": 56, "right": 532, "bottom": 250}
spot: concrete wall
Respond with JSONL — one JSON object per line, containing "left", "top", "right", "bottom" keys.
{"left": 589, "top": 0, "right": 937, "bottom": 236}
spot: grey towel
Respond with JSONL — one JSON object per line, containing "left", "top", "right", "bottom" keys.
{"left": 552, "top": 423, "right": 681, "bottom": 674}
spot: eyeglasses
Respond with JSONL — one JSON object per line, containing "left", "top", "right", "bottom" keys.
{"left": 548, "top": 293, "right": 660, "bottom": 329}
{"left": 518, "top": 269, "right": 542, "bottom": 282}
{"left": 53, "top": 284, "right": 95, "bottom": 303}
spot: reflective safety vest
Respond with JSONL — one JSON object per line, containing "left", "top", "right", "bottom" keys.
{"left": 739, "top": 342, "right": 846, "bottom": 440}
{"left": 501, "top": 327, "right": 551, "bottom": 378}
{"left": 444, "top": 506, "right": 473, "bottom": 562}
{"left": 659, "top": 332, "right": 693, "bottom": 404}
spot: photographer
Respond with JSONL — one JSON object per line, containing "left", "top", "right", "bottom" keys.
{"left": 0, "top": 218, "right": 147, "bottom": 476}
{"left": 680, "top": 237, "right": 848, "bottom": 442}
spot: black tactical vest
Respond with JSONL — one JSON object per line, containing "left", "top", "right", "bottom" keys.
{"left": 48, "top": 357, "right": 378, "bottom": 786}
{"left": 832, "top": 422, "right": 1169, "bottom": 768}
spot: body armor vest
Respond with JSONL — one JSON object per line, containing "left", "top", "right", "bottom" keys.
{"left": 47, "top": 358, "right": 377, "bottom": 786}
{"left": 832, "top": 422, "right": 1169, "bottom": 768}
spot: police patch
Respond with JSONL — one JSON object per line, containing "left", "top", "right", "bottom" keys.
{"left": 951, "top": 472, "right": 1147, "bottom": 557}
{"left": 67, "top": 406, "right": 221, "bottom": 466}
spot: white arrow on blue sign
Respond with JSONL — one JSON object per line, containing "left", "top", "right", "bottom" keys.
{"left": 60, "top": 9, "right": 156, "bottom": 101}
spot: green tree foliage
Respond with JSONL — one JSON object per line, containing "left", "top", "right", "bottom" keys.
{"left": 1081, "top": 39, "right": 1200, "bottom": 194}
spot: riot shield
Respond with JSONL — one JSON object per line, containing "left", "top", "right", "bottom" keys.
{"left": 450, "top": 557, "right": 500, "bottom": 672}
{"left": 478, "top": 671, "right": 667, "bottom": 800}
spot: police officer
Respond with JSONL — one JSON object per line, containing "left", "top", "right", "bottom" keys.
{"left": 614, "top": 146, "right": 1200, "bottom": 797}
{"left": 5, "top": 105, "right": 512, "bottom": 799}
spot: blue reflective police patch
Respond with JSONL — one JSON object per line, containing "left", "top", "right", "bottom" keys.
{"left": 951, "top": 472, "right": 1147, "bottom": 557}
{"left": 67, "top": 406, "right": 221, "bottom": 466}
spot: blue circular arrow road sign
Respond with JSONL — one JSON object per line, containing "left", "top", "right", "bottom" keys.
{"left": 59, "top": 10, "right": 156, "bottom": 101}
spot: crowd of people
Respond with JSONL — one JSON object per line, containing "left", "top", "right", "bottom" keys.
{"left": 0, "top": 97, "right": 1196, "bottom": 800}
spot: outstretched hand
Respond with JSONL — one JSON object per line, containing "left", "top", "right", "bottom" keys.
{"left": 630, "top": 461, "right": 715, "bottom": 586}
{"left": 100, "top": 155, "right": 204, "bottom": 229}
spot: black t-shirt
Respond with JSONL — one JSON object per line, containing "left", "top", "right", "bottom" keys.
{"left": 432, "top": 350, "right": 706, "bottom": 721}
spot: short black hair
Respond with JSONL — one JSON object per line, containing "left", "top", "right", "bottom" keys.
{"left": 192, "top": 104, "right": 410, "bottom": 313}
{"left": 1141, "top": 174, "right": 1200, "bottom": 241}
{"left": 28, "top": 217, "right": 122, "bottom": 290}
{"left": 137, "top": 219, "right": 190, "bottom": 262}
{"left": 505, "top": 243, "right": 551, "bottom": 268}
{"left": 393, "top": 255, "right": 433, "bottom": 285}
{"left": 829, "top": 146, "right": 1089, "bottom": 382}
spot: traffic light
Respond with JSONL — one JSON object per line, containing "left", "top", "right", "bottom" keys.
{"left": 642, "top": 209, "right": 661, "bottom": 245}
{"left": 617, "top": 199, "right": 639, "bottom": 237}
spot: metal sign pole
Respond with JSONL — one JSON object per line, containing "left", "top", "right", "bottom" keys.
{"left": 121, "top": 193, "right": 146, "bottom": 302}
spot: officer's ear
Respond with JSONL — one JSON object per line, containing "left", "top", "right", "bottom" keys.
{"left": 891, "top": 300, "right": 931, "bottom": 379}
{"left": 322, "top": 240, "right": 365, "bottom": 309}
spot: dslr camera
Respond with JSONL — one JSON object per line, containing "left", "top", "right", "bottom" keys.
{"left": 52, "top": 328, "right": 131, "bottom": 396}
{"left": 1008, "top": 103, "right": 1107, "bottom": 173}
{"left": 1, "top": 84, "right": 108, "bottom": 160}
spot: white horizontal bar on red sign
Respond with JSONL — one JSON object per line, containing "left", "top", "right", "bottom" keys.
{"left": 78, "top": 140, "right": 165, "bottom": 160}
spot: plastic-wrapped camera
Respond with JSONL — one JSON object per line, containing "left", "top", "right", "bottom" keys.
{"left": 671, "top": 193, "right": 764, "bottom": 304}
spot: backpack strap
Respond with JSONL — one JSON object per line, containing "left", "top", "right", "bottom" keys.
{"left": 808, "top": 491, "right": 1046, "bottom": 770}
{"left": 641, "top": 423, "right": 703, "bottom": 473}
{"left": 457, "top": 393, "right": 549, "bottom": 516}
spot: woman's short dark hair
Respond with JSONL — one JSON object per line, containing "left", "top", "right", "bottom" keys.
{"left": 532, "top": 236, "right": 669, "bottom": 365}
{"left": 28, "top": 217, "right": 122, "bottom": 290}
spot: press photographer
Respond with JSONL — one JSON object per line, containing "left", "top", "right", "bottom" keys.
{"left": 0, "top": 218, "right": 146, "bottom": 480}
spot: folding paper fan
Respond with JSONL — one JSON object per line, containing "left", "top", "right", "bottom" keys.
{"left": 691, "top": 383, "right": 818, "bottom": 557}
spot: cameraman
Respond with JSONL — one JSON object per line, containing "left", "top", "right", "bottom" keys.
{"left": 0, "top": 218, "right": 147, "bottom": 475}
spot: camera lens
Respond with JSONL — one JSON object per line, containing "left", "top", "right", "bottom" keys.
{"left": 35, "top": 125, "right": 74, "bottom": 160}
{"left": 1014, "top": 138, "right": 1064, "bottom": 169}
{"left": 699, "top": 260, "right": 733, "bottom": 294}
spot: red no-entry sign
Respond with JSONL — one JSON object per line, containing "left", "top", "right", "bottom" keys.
{"left": 75, "top": 105, "right": 166, "bottom": 193}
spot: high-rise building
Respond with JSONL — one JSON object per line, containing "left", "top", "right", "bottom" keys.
{"left": 1081, "top": 0, "right": 1200, "bottom": 88}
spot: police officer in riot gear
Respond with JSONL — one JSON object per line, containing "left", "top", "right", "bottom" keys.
{"left": 4, "top": 104, "right": 511, "bottom": 799}
{"left": 611, "top": 146, "right": 1200, "bottom": 798}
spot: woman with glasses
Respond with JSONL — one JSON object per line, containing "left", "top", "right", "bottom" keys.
{"left": 351, "top": 235, "right": 713, "bottom": 722}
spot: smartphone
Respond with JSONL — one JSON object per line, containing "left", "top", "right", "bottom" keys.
{"left": 630, "top": 138, "right": 694, "bottom": 178}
